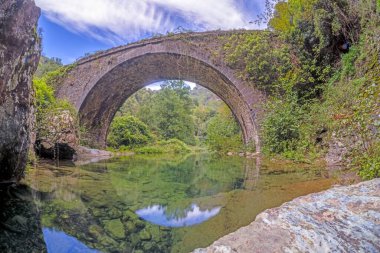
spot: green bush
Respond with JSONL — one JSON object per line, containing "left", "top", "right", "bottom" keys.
{"left": 33, "top": 77, "right": 55, "bottom": 108}
{"left": 262, "top": 95, "right": 304, "bottom": 154}
{"left": 107, "top": 116, "right": 153, "bottom": 148}
{"left": 358, "top": 146, "right": 380, "bottom": 179}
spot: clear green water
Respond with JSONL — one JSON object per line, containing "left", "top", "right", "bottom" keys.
{"left": 0, "top": 153, "right": 338, "bottom": 252}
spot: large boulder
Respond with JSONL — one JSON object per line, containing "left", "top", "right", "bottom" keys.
{"left": 35, "top": 110, "right": 79, "bottom": 160}
{"left": 194, "top": 179, "right": 380, "bottom": 253}
{"left": 0, "top": 0, "right": 40, "bottom": 182}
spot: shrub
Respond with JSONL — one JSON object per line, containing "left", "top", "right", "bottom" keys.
{"left": 107, "top": 116, "right": 153, "bottom": 148}
{"left": 358, "top": 145, "right": 380, "bottom": 179}
{"left": 262, "top": 94, "right": 304, "bottom": 154}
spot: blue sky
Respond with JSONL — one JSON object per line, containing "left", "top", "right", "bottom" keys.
{"left": 35, "top": 0, "right": 266, "bottom": 65}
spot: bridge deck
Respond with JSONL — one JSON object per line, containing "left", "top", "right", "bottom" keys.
{"left": 76, "top": 29, "right": 261, "bottom": 65}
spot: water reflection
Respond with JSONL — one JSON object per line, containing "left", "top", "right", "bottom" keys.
{"left": 0, "top": 153, "right": 337, "bottom": 253}
{"left": 0, "top": 185, "right": 47, "bottom": 252}
{"left": 136, "top": 204, "right": 221, "bottom": 227}
{"left": 43, "top": 228, "right": 99, "bottom": 253}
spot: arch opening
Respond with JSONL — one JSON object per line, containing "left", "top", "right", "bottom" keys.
{"left": 106, "top": 80, "right": 245, "bottom": 151}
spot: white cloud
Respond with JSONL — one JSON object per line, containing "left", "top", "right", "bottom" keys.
{"left": 35, "top": 0, "right": 262, "bottom": 45}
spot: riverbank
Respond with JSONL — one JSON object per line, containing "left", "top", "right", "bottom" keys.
{"left": 194, "top": 179, "right": 380, "bottom": 253}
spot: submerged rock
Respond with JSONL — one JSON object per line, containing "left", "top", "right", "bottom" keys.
{"left": 139, "top": 229, "right": 152, "bottom": 241}
{"left": 194, "top": 179, "right": 380, "bottom": 253}
{"left": 0, "top": 0, "right": 41, "bottom": 182}
{"left": 103, "top": 219, "right": 125, "bottom": 240}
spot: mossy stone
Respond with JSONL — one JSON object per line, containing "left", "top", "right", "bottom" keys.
{"left": 88, "top": 224, "right": 103, "bottom": 240}
{"left": 125, "top": 220, "right": 137, "bottom": 233}
{"left": 124, "top": 209, "right": 138, "bottom": 220}
{"left": 135, "top": 219, "right": 146, "bottom": 229}
{"left": 130, "top": 233, "right": 140, "bottom": 247}
{"left": 92, "top": 208, "right": 107, "bottom": 218}
{"left": 108, "top": 207, "right": 123, "bottom": 219}
{"left": 139, "top": 229, "right": 152, "bottom": 241}
{"left": 143, "top": 242, "right": 154, "bottom": 251}
{"left": 99, "top": 235, "right": 117, "bottom": 247}
{"left": 103, "top": 219, "right": 125, "bottom": 239}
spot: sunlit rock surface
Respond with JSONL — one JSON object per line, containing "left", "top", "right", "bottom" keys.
{"left": 194, "top": 179, "right": 380, "bottom": 253}
{"left": 0, "top": 0, "right": 40, "bottom": 182}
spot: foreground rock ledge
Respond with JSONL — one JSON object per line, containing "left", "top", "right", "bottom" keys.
{"left": 194, "top": 179, "right": 380, "bottom": 253}
{"left": 0, "top": 0, "right": 40, "bottom": 182}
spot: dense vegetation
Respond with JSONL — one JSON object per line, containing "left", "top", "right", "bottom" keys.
{"left": 107, "top": 80, "right": 244, "bottom": 153}
{"left": 225, "top": 0, "right": 379, "bottom": 178}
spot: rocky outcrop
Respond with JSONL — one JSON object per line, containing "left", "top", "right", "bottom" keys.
{"left": 325, "top": 131, "right": 352, "bottom": 167}
{"left": 35, "top": 110, "right": 79, "bottom": 160}
{"left": 0, "top": 0, "right": 40, "bottom": 182}
{"left": 194, "top": 179, "right": 380, "bottom": 253}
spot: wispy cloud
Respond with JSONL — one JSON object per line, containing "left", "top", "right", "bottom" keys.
{"left": 35, "top": 0, "right": 263, "bottom": 45}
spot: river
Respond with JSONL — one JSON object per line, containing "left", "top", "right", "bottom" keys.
{"left": 0, "top": 153, "right": 339, "bottom": 252}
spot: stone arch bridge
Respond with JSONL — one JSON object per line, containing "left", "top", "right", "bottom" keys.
{"left": 56, "top": 30, "right": 266, "bottom": 151}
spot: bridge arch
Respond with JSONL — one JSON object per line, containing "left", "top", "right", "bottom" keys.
{"left": 56, "top": 31, "right": 265, "bottom": 151}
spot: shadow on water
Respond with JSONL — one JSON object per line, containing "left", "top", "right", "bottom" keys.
{"left": 0, "top": 184, "right": 47, "bottom": 252}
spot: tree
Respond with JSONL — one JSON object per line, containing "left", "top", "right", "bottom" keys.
{"left": 34, "top": 56, "right": 63, "bottom": 78}
{"left": 136, "top": 80, "right": 196, "bottom": 145}
{"left": 153, "top": 89, "right": 195, "bottom": 145}
{"left": 160, "top": 80, "right": 193, "bottom": 110}
{"left": 117, "top": 88, "right": 154, "bottom": 117}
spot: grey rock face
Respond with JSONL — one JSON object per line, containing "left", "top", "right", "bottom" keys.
{"left": 35, "top": 110, "right": 79, "bottom": 160}
{"left": 195, "top": 179, "right": 380, "bottom": 253}
{"left": 0, "top": 0, "right": 40, "bottom": 182}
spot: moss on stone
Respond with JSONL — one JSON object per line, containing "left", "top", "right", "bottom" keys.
{"left": 103, "top": 219, "right": 125, "bottom": 239}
